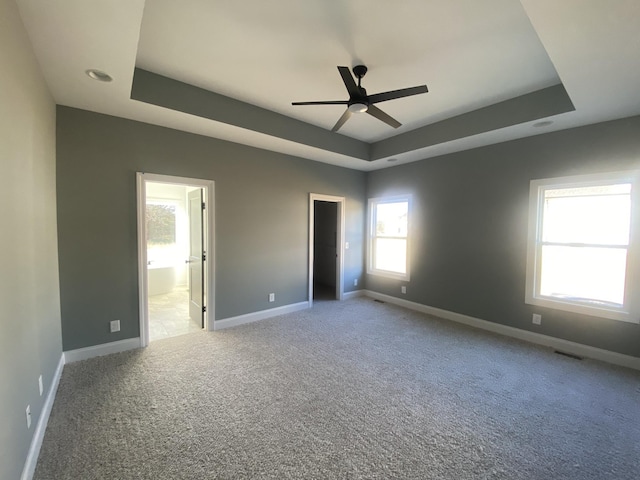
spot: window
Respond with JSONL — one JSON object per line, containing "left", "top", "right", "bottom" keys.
{"left": 368, "top": 196, "right": 410, "bottom": 280}
{"left": 146, "top": 200, "right": 180, "bottom": 266}
{"left": 146, "top": 203, "right": 177, "bottom": 246}
{"left": 525, "top": 171, "right": 639, "bottom": 322}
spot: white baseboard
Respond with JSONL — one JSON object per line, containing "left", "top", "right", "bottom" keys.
{"left": 21, "top": 353, "right": 64, "bottom": 480}
{"left": 214, "top": 301, "right": 310, "bottom": 330}
{"left": 343, "top": 290, "right": 364, "bottom": 300}
{"left": 63, "top": 337, "right": 141, "bottom": 363}
{"left": 364, "top": 290, "right": 640, "bottom": 371}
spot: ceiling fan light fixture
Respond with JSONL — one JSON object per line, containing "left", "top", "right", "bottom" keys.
{"left": 348, "top": 102, "right": 368, "bottom": 113}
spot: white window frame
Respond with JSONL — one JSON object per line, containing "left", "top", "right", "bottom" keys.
{"left": 525, "top": 171, "right": 639, "bottom": 323}
{"left": 368, "top": 195, "right": 411, "bottom": 281}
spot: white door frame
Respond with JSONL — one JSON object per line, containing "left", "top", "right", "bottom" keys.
{"left": 136, "top": 172, "right": 215, "bottom": 347}
{"left": 308, "top": 193, "right": 345, "bottom": 307}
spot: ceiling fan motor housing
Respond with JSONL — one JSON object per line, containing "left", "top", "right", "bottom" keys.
{"left": 352, "top": 65, "right": 368, "bottom": 79}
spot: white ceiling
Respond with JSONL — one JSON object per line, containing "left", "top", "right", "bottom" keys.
{"left": 136, "top": 0, "right": 559, "bottom": 143}
{"left": 15, "top": 0, "right": 640, "bottom": 171}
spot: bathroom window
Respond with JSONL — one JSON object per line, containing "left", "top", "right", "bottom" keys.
{"left": 146, "top": 203, "right": 176, "bottom": 246}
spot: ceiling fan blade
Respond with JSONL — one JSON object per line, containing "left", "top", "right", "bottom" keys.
{"left": 366, "top": 105, "right": 402, "bottom": 129}
{"left": 368, "top": 85, "right": 428, "bottom": 104}
{"left": 292, "top": 100, "right": 348, "bottom": 106}
{"left": 338, "top": 66, "right": 360, "bottom": 97}
{"left": 331, "top": 109, "right": 353, "bottom": 132}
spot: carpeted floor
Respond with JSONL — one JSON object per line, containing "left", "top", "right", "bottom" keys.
{"left": 34, "top": 298, "right": 640, "bottom": 479}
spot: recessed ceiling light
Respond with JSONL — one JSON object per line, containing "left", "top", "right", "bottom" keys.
{"left": 85, "top": 69, "right": 113, "bottom": 82}
{"left": 533, "top": 120, "right": 553, "bottom": 128}
{"left": 387, "top": 158, "right": 398, "bottom": 163}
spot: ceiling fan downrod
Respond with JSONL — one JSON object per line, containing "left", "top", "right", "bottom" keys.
{"left": 352, "top": 65, "right": 368, "bottom": 88}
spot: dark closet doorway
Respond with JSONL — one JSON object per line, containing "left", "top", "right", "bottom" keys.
{"left": 313, "top": 200, "right": 338, "bottom": 300}
{"left": 308, "top": 193, "right": 344, "bottom": 306}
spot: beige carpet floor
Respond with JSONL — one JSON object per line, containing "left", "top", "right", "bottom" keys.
{"left": 34, "top": 297, "right": 640, "bottom": 479}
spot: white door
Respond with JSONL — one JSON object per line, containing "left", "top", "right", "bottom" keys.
{"left": 188, "top": 189, "right": 204, "bottom": 327}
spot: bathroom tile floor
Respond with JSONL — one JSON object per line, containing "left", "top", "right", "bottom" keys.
{"left": 149, "top": 287, "right": 202, "bottom": 341}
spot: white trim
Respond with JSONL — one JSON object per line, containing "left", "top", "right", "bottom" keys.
{"left": 21, "top": 354, "right": 64, "bottom": 480}
{"left": 363, "top": 290, "right": 640, "bottom": 371}
{"left": 214, "top": 301, "right": 310, "bottom": 330}
{"left": 63, "top": 338, "right": 141, "bottom": 363}
{"left": 343, "top": 290, "right": 364, "bottom": 300}
{"left": 136, "top": 173, "right": 150, "bottom": 346}
{"left": 136, "top": 172, "right": 216, "bottom": 347}
{"left": 308, "top": 194, "right": 345, "bottom": 307}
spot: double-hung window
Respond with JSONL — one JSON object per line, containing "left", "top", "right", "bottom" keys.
{"left": 525, "top": 171, "right": 639, "bottom": 322}
{"left": 368, "top": 195, "right": 410, "bottom": 280}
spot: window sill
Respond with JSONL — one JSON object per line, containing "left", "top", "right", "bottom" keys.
{"left": 367, "top": 268, "right": 410, "bottom": 282}
{"left": 525, "top": 294, "right": 638, "bottom": 324}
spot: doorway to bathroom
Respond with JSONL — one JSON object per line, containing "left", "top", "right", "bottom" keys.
{"left": 136, "top": 173, "right": 215, "bottom": 347}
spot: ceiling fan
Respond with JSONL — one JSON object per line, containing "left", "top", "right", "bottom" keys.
{"left": 292, "top": 65, "right": 428, "bottom": 132}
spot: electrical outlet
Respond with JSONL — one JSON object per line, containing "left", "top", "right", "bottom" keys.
{"left": 532, "top": 314, "right": 542, "bottom": 325}
{"left": 110, "top": 320, "right": 120, "bottom": 333}
{"left": 345, "top": 242, "right": 350, "bottom": 250}
{"left": 26, "top": 405, "right": 31, "bottom": 429}
{"left": 38, "top": 375, "right": 43, "bottom": 396}
{"left": 401, "top": 286, "right": 406, "bottom": 294}
{"left": 354, "top": 279, "right": 358, "bottom": 287}
{"left": 268, "top": 293, "right": 275, "bottom": 302}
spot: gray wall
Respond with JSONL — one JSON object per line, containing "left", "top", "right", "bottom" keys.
{"left": 56, "top": 107, "right": 366, "bottom": 351}
{"left": 0, "top": 0, "right": 63, "bottom": 478}
{"left": 366, "top": 116, "right": 640, "bottom": 358}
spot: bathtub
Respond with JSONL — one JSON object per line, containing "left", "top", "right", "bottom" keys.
{"left": 147, "top": 263, "right": 177, "bottom": 296}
